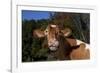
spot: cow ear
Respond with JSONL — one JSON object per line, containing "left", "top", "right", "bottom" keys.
{"left": 61, "top": 28, "right": 72, "bottom": 37}
{"left": 33, "top": 29, "right": 45, "bottom": 38}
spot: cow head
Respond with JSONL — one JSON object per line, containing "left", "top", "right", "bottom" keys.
{"left": 33, "top": 24, "right": 72, "bottom": 51}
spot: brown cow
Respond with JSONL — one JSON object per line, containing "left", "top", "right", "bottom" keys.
{"left": 33, "top": 24, "right": 90, "bottom": 60}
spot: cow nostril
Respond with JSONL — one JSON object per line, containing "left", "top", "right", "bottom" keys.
{"left": 48, "top": 41, "right": 53, "bottom": 46}
{"left": 48, "top": 42, "right": 54, "bottom": 46}
{"left": 48, "top": 40, "right": 59, "bottom": 47}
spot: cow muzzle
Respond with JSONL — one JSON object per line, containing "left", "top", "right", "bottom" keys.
{"left": 48, "top": 40, "right": 59, "bottom": 51}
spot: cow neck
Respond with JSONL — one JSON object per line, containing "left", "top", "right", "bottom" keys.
{"left": 55, "top": 35, "right": 72, "bottom": 60}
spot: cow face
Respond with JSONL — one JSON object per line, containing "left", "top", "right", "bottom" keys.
{"left": 44, "top": 25, "right": 60, "bottom": 51}
{"left": 33, "top": 24, "right": 72, "bottom": 51}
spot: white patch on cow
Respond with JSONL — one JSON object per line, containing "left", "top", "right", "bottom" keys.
{"left": 76, "top": 39, "right": 90, "bottom": 50}
{"left": 50, "top": 25, "right": 56, "bottom": 28}
{"left": 49, "top": 46, "right": 57, "bottom": 51}
{"left": 54, "top": 41, "right": 59, "bottom": 46}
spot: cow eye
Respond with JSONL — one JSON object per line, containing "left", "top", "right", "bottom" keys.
{"left": 44, "top": 30, "right": 48, "bottom": 35}
{"left": 45, "top": 30, "right": 48, "bottom": 33}
{"left": 45, "top": 30, "right": 48, "bottom": 32}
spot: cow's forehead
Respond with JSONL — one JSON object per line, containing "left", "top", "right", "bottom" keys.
{"left": 45, "top": 24, "right": 60, "bottom": 33}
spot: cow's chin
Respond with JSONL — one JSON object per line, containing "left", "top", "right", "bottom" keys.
{"left": 49, "top": 46, "right": 58, "bottom": 51}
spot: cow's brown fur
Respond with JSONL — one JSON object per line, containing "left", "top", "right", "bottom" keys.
{"left": 33, "top": 24, "right": 90, "bottom": 60}
{"left": 70, "top": 43, "right": 90, "bottom": 60}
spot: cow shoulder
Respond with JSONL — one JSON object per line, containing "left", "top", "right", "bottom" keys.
{"left": 70, "top": 43, "right": 90, "bottom": 60}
